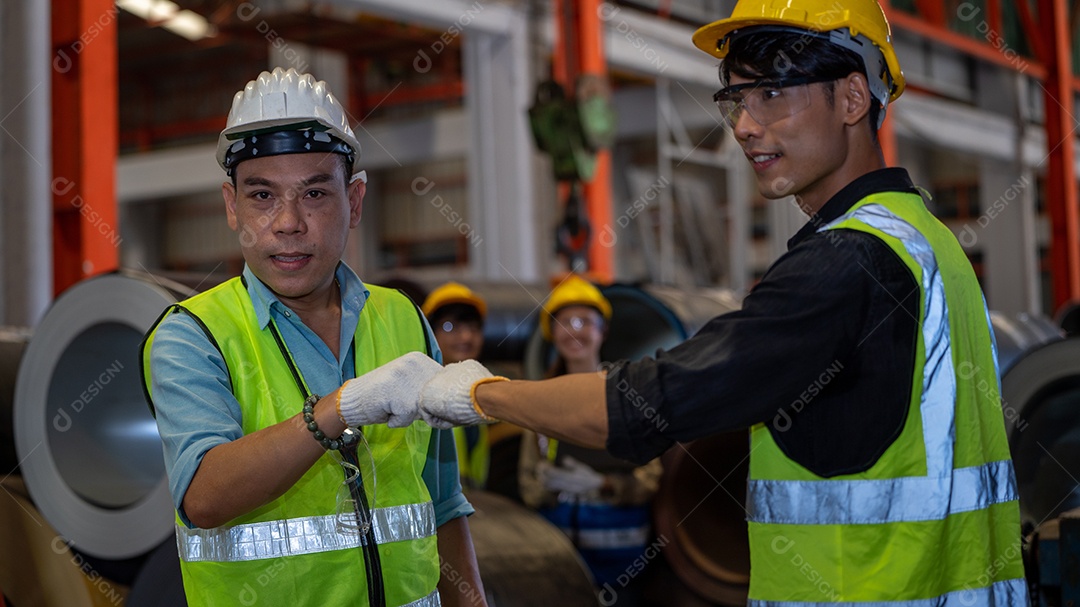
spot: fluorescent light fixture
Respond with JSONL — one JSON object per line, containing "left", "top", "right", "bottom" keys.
{"left": 165, "top": 10, "right": 215, "bottom": 41}
{"left": 116, "top": 0, "right": 217, "bottom": 40}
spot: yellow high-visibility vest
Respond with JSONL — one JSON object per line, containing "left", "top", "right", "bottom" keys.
{"left": 747, "top": 192, "right": 1027, "bottom": 605}
{"left": 143, "top": 279, "right": 440, "bottom": 606}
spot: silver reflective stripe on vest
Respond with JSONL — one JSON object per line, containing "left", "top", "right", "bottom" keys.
{"left": 747, "top": 576, "right": 1026, "bottom": 607}
{"left": 177, "top": 501, "right": 435, "bottom": 562}
{"left": 562, "top": 525, "right": 651, "bottom": 550}
{"left": 402, "top": 589, "right": 441, "bottom": 607}
{"left": 748, "top": 203, "right": 1015, "bottom": 525}
{"left": 749, "top": 459, "right": 1017, "bottom": 524}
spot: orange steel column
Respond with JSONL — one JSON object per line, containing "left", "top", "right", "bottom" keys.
{"left": 878, "top": 115, "right": 898, "bottom": 168}
{"left": 1039, "top": 0, "right": 1080, "bottom": 307}
{"left": 51, "top": 0, "right": 119, "bottom": 295}
{"left": 553, "top": 0, "right": 615, "bottom": 281}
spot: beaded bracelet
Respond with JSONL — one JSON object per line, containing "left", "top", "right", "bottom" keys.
{"left": 302, "top": 394, "right": 360, "bottom": 451}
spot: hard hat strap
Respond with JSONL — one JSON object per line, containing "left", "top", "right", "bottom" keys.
{"left": 824, "top": 28, "right": 892, "bottom": 127}
{"left": 223, "top": 128, "right": 355, "bottom": 176}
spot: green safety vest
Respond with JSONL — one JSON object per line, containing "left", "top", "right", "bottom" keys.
{"left": 142, "top": 278, "right": 440, "bottom": 607}
{"left": 453, "top": 425, "right": 489, "bottom": 489}
{"left": 747, "top": 192, "right": 1027, "bottom": 606}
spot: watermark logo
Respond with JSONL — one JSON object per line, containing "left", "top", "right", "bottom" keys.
{"left": 438, "top": 556, "right": 486, "bottom": 605}
{"left": 52, "top": 177, "right": 123, "bottom": 249}
{"left": 54, "top": 5, "right": 119, "bottom": 73}
{"left": 238, "top": 560, "right": 288, "bottom": 605}
{"left": 53, "top": 360, "right": 125, "bottom": 432}
{"left": 956, "top": 4, "right": 1030, "bottom": 73}
{"left": 597, "top": 4, "right": 669, "bottom": 73}
{"left": 50, "top": 537, "right": 124, "bottom": 605}
{"left": 235, "top": 179, "right": 329, "bottom": 249}
{"left": 414, "top": 2, "right": 485, "bottom": 73}
{"left": 598, "top": 176, "right": 670, "bottom": 247}
{"left": 773, "top": 360, "right": 844, "bottom": 432}
{"left": 957, "top": 361, "right": 1028, "bottom": 432}
{"left": 602, "top": 362, "right": 669, "bottom": 432}
{"left": 790, "top": 196, "right": 853, "bottom": 249}
{"left": 236, "top": 3, "right": 310, "bottom": 73}
{"left": 957, "top": 175, "right": 1030, "bottom": 248}
{"left": 412, "top": 176, "right": 483, "bottom": 247}
{"left": 957, "top": 541, "right": 1022, "bottom": 605}
{"left": 599, "top": 534, "right": 670, "bottom": 605}
{"left": 769, "top": 536, "right": 841, "bottom": 601}
{"left": 770, "top": 2, "right": 846, "bottom": 74}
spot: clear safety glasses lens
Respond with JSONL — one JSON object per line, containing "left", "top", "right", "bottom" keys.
{"left": 713, "top": 75, "right": 840, "bottom": 129}
{"left": 439, "top": 320, "right": 482, "bottom": 335}
{"left": 554, "top": 314, "right": 601, "bottom": 334}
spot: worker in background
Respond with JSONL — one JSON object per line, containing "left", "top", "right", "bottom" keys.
{"left": 342, "top": 0, "right": 1029, "bottom": 603}
{"left": 423, "top": 282, "right": 490, "bottom": 489}
{"left": 141, "top": 67, "right": 484, "bottom": 607}
{"left": 517, "top": 275, "right": 660, "bottom": 596}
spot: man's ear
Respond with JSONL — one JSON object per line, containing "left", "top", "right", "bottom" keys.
{"left": 348, "top": 179, "right": 365, "bottom": 228}
{"left": 223, "top": 181, "right": 238, "bottom": 232}
{"left": 840, "top": 72, "right": 873, "bottom": 127}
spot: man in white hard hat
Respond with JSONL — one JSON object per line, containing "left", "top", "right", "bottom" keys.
{"left": 339, "top": 0, "right": 1029, "bottom": 604}
{"left": 142, "top": 68, "right": 484, "bottom": 606}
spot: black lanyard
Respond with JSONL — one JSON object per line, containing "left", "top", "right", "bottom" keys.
{"left": 266, "top": 317, "right": 387, "bottom": 607}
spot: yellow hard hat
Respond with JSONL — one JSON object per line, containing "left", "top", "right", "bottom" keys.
{"left": 691, "top": 0, "right": 905, "bottom": 103}
{"left": 422, "top": 282, "right": 487, "bottom": 320}
{"left": 541, "top": 275, "right": 612, "bottom": 341}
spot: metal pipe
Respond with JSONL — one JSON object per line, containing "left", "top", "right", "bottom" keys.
{"left": 14, "top": 270, "right": 194, "bottom": 559}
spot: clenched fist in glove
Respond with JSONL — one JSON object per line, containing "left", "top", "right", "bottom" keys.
{"left": 419, "top": 360, "right": 508, "bottom": 429}
{"left": 337, "top": 351, "right": 442, "bottom": 428}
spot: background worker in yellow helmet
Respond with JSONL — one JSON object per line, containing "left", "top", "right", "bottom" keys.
{"left": 423, "top": 282, "right": 490, "bottom": 489}
{"left": 517, "top": 276, "right": 661, "bottom": 599}
{"left": 142, "top": 68, "right": 484, "bottom": 606}
{"left": 344, "top": 0, "right": 1029, "bottom": 604}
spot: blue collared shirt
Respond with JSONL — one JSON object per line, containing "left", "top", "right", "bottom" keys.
{"left": 150, "top": 263, "right": 472, "bottom": 528}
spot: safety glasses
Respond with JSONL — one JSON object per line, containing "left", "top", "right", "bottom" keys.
{"left": 436, "top": 319, "right": 482, "bottom": 335}
{"left": 553, "top": 313, "right": 603, "bottom": 334}
{"left": 334, "top": 429, "right": 378, "bottom": 535}
{"left": 713, "top": 74, "right": 841, "bottom": 129}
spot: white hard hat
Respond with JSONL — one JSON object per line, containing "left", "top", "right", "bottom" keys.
{"left": 217, "top": 67, "right": 363, "bottom": 178}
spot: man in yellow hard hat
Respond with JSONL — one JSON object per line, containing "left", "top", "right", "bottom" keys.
{"left": 423, "top": 282, "right": 490, "bottom": 489}
{"left": 345, "top": 0, "right": 1028, "bottom": 604}
{"left": 423, "top": 282, "right": 487, "bottom": 367}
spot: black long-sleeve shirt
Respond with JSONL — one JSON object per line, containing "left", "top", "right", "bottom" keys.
{"left": 606, "top": 168, "right": 923, "bottom": 477}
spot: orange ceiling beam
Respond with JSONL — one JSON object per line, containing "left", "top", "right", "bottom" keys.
{"left": 884, "top": 7, "right": 1047, "bottom": 81}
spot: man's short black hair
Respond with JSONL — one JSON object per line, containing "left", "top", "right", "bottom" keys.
{"left": 721, "top": 29, "right": 880, "bottom": 136}
{"left": 430, "top": 303, "right": 483, "bottom": 328}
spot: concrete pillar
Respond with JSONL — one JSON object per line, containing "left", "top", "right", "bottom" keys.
{"left": 975, "top": 157, "right": 1040, "bottom": 314}
{"left": 0, "top": 2, "right": 52, "bottom": 325}
{"left": 463, "top": 17, "right": 539, "bottom": 282}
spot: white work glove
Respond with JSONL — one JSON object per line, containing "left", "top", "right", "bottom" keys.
{"left": 338, "top": 351, "right": 442, "bottom": 428}
{"left": 418, "top": 359, "right": 505, "bottom": 429}
{"left": 541, "top": 456, "right": 605, "bottom": 496}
